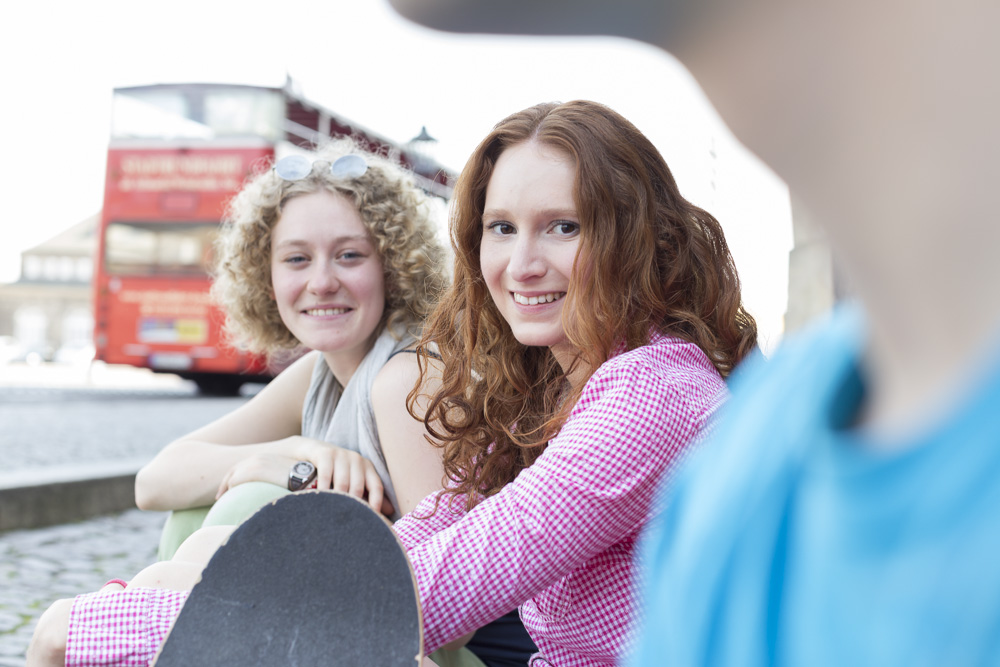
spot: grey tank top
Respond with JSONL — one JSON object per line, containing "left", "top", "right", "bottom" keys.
{"left": 300, "top": 328, "right": 414, "bottom": 521}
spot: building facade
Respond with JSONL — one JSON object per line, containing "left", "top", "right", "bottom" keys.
{"left": 0, "top": 215, "right": 97, "bottom": 363}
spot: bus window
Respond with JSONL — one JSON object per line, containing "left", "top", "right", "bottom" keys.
{"left": 204, "top": 89, "right": 283, "bottom": 141}
{"left": 104, "top": 222, "right": 217, "bottom": 277}
{"left": 112, "top": 90, "right": 212, "bottom": 140}
{"left": 112, "top": 87, "right": 283, "bottom": 141}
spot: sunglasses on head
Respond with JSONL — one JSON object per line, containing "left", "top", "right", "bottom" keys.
{"left": 273, "top": 154, "right": 368, "bottom": 181}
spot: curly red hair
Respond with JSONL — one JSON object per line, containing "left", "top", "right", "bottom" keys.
{"left": 415, "top": 101, "right": 757, "bottom": 505}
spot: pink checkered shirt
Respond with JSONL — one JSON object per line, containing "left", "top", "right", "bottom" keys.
{"left": 394, "top": 334, "right": 727, "bottom": 665}
{"left": 65, "top": 334, "right": 725, "bottom": 667}
{"left": 67, "top": 587, "right": 188, "bottom": 666}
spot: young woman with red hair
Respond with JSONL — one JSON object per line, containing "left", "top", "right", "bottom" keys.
{"left": 29, "top": 100, "right": 756, "bottom": 667}
{"left": 393, "top": 99, "right": 756, "bottom": 665}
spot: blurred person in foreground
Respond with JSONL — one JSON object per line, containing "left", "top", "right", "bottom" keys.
{"left": 388, "top": 1, "right": 1000, "bottom": 665}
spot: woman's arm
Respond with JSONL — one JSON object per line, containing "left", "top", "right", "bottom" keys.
{"left": 29, "top": 354, "right": 447, "bottom": 667}
{"left": 394, "top": 351, "right": 725, "bottom": 652}
{"left": 134, "top": 352, "right": 317, "bottom": 511}
{"left": 375, "top": 352, "right": 473, "bottom": 648}
{"left": 371, "top": 351, "right": 445, "bottom": 516}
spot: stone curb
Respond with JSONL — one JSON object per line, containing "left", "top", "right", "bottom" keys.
{"left": 0, "top": 459, "right": 148, "bottom": 532}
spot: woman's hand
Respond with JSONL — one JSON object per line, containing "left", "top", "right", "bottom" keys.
{"left": 216, "top": 437, "right": 394, "bottom": 516}
{"left": 215, "top": 451, "right": 297, "bottom": 497}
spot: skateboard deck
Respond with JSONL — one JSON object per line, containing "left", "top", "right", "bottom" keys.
{"left": 153, "top": 491, "right": 423, "bottom": 666}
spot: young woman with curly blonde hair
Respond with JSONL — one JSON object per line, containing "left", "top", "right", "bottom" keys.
{"left": 130, "top": 139, "right": 450, "bottom": 555}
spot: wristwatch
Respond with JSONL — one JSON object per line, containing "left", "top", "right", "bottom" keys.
{"left": 288, "top": 461, "right": 317, "bottom": 491}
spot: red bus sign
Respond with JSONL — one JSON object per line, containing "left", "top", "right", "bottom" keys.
{"left": 94, "top": 145, "right": 271, "bottom": 393}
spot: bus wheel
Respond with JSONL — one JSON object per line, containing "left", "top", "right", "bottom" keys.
{"left": 193, "top": 376, "right": 244, "bottom": 396}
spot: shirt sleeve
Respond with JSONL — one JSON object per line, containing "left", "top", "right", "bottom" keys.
{"left": 394, "top": 487, "right": 470, "bottom": 550}
{"left": 397, "top": 357, "right": 712, "bottom": 652}
{"left": 66, "top": 587, "right": 189, "bottom": 666}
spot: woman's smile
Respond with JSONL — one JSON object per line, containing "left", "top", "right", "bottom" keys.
{"left": 302, "top": 306, "right": 352, "bottom": 317}
{"left": 511, "top": 291, "right": 566, "bottom": 306}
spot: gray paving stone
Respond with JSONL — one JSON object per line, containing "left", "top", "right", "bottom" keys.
{"left": 0, "top": 391, "right": 250, "bottom": 473}
{"left": 0, "top": 613, "right": 20, "bottom": 634}
{"left": 0, "top": 380, "right": 257, "bottom": 664}
{"left": 0, "top": 509, "right": 166, "bottom": 664}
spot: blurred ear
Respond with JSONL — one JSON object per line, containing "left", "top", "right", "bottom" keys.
{"left": 386, "top": 0, "right": 678, "bottom": 45}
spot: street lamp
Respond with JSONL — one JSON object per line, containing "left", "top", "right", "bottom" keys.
{"left": 407, "top": 126, "right": 438, "bottom": 173}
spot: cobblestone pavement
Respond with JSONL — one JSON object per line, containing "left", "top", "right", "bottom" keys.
{"left": 0, "top": 363, "right": 265, "bottom": 665}
{"left": 0, "top": 509, "right": 167, "bottom": 666}
{"left": 0, "top": 386, "right": 258, "bottom": 474}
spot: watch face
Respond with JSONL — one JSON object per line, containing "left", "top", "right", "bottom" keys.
{"left": 293, "top": 461, "right": 314, "bottom": 476}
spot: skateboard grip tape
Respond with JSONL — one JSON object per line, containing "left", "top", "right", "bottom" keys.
{"left": 153, "top": 491, "right": 423, "bottom": 666}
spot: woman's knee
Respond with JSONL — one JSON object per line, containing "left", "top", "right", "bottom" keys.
{"left": 26, "top": 598, "right": 72, "bottom": 667}
{"left": 128, "top": 560, "right": 206, "bottom": 591}
{"left": 172, "top": 524, "right": 237, "bottom": 565}
{"left": 204, "top": 482, "right": 288, "bottom": 527}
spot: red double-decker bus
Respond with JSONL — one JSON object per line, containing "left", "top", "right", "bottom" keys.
{"left": 93, "top": 82, "right": 452, "bottom": 394}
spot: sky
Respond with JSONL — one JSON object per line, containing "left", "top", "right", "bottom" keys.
{"left": 1, "top": 0, "right": 792, "bottom": 351}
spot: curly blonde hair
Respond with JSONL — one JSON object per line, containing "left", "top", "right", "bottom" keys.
{"left": 213, "top": 138, "right": 448, "bottom": 357}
